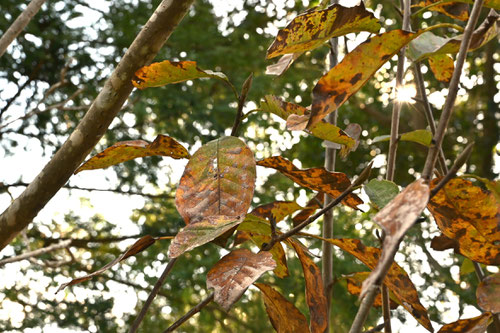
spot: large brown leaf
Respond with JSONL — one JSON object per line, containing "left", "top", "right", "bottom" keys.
{"left": 257, "top": 156, "right": 362, "bottom": 209}
{"left": 476, "top": 272, "right": 500, "bottom": 313}
{"left": 438, "top": 312, "right": 492, "bottom": 333}
{"left": 342, "top": 272, "right": 398, "bottom": 309}
{"left": 169, "top": 137, "right": 256, "bottom": 258}
{"left": 428, "top": 178, "right": 500, "bottom": 265}
{"left": 362, "top": 179, "right": 429, "bottom": 300}
{"left": 266, "top": 3, "right": 380, "bottom": 59}
{"left": 243, "top": 231, "right": 289, "bottom": 278}
{"left": 75, "top": 135, "right": 189, "bottom": 174}
{"left": 289, "top": 239, "right": 327, "bottom": 333}
{"left": 255, "top": 283, "right": 310, "bottom": 333}
{"left": 206, "top": 249, "right": 276, "bottom": 311}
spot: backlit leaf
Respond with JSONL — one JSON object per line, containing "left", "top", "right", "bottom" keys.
{"left": 206, "top": 249, "right": 276, "bottom": 311}
{"left": 266, "top": 2, "right": 380, "bottom": 59}
{"left": 428, "top": 54, "right": 454, "bottom": 83}
{"left": 57, "top": 235, "right": 163, "bottom": 292}
{"left": 132, "top": 60, "right": 230, "bottom": 89}
{"left": 460, "top": 258, "right": 476, "bottom": 276}
{"left": 260, "top": 95, "right": 355, "bottom": 148}
{"left": 265, "top": 53, "right": 302, "bottom": 76}
{"left": 438, "top": 312, "right": 492, "bottom": 333}
{"left": 342, "top": 272, "right": 399, "bottom": 309}
{"left": 364, "top": 179, "right": 400, "bottom": 210}
{"left": 476, "top": 272, "right": 500, "bottom": 313}
{"left": 413, "top": 1, "right": 469, "bottom": 21}
{"left": 169, "top": 137, "right": 256, "bottom": 258}
{"left": 372, "top": 129, "right": 433, "bottom": 147}
{"left": 75, "top": 135, "right": 189, "bottom": 174}
{"left": 257, "top": 156, "right": 363, "bottom": 209}
{"left": 255, "top": 283, "right": 310, "bottom": 333}
{"left": 428, "top": 178, "right": 500, "bottom": 265}
{"left": 289, "top": 239, "right": 328, "bottom": 333}
{"left": 339, "top": 123, "right": 362, "bottom": 158}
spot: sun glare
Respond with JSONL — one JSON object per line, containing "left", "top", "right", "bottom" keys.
{"left": 395, "top": 84, "right": 417, "bottom": 103}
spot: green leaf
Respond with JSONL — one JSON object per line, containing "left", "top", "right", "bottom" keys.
{"left": 364, "top": 179, "right": 400, "bottom": 210}
{"left": 372, "top": 129, "right": 433, "bottom": 147}
{"left": 459, "top": 258, "right": 475, "bottom": 276}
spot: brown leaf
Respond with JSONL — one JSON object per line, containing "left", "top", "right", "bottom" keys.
{"left": 438, "top": 312, "right": 492, "bottom": 333}
{"left": 255, "top": 283, "right": 311, "bottom": 333}
{"left": 251, "top": 200, "right": 302, "bottom": 223}
{"left": 75, "top": 135, "right": 190, "bottom": 174}
{"left": 428, "top": 178, "right": 500, "bottom": 265}
{"left": 476, "top": 272, "right": 500, "bottom": 313}
{"left": 169, "top": 137, "right": 256, "bottom": 258}
{"left": 428, "top": 54, "right": 454, "bottom": 83}
{"left": 257, "top": 156, "right": 362, "bottom": 209}
{"left": 413, "top": 1, "right": 469, "bottom": 21}
{"left": 289, "top": 239, "right": 328, "bottom": 333}
{"left": 292, "top": 193, "right": 323, "bottom": 227}
{"left": 343, "top": 272, "right": 398, "bottom": 309}
{"left": 266, "top": 3, "right": 380, "bottom": 59}
{"left": 57, "top": 235, "right": 159, "bottom": 292}
{"left": 241, "top": 231, "right": 289, "bottom": 278}
{"left": 431, "top": 233, "right": 459, "bottom": 252}
{"left": 206, "top": 249, "right": 276, "bottom": 311}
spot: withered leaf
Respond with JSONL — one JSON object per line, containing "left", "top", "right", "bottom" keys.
{"left": 259, "top": 95, "right": 355, "bottom": 148}
{"left": 240, "top": 231, "right": 289, "bottom": 278}
{"left": 75, "top": 135, "right": 189, "bottom": 174}
{"left": 476, "top": 272, "right": 500, "bottom": 313}
{"left": 57, "top": 235, "right": 161, "bottom": 292}
{"left": 257, "top": 156, "right": 362, "bottom": 209}
{"left": 438, "top": 312, "right": 492, "bottom": 333}
{"left": 428, "top": 178, "right": 500, "bottom": 265}
{"left": 292, "top": 193, "right": 323, "bottom": 227}
{"left": 428, "top": 54, "right": 454, "bottom": 83}
{"left": 413, "top": 1, "right": 469, "bottom": 21}
{"left": 342, "top": 272, "right": 398, "bottom": 309}
{"left": 132, "top": 60, "right": 230, "bottom": 89}
{"left": 289, "top": 239, "right": 328, "bottom": 333}
{"left": 265, "top": 53, "right": 302, "bottom": 76}
{"left": 255, "top": 283, "right": 311, "bottom": 333}
{"left": 169, "top": 137, "right": 256, "bottom": 258}
{"left": 266, "top": 2, "right": 380, "bottom": 59}
{"left": 206, "top": 249, "right": 276, "bottom": 311}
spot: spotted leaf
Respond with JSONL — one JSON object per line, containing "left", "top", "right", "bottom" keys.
{"left": 438, "top": 313, "right": 492, "bottom": 333}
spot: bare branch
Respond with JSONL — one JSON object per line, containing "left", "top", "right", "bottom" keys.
{"left": 0, "top": 239, "right": 71, "bottom": 267}
{"left": 163, "top": 293, "right": 215, "bottom": 332}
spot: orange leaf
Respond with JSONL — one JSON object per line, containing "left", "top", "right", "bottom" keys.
{"left": 428, "top": 178, "right": 500, "bottom": 265}
{"left": 255, "top": 283, "right": 310, "bottom": 333}
{"left": 413, "top": 1, "right": 469, "bottom": 21}
{"left": 206, "top": 249, "right": 276, "bottom": 311}
{"left": 428, "top": 54, "right": 454, "bottom": 83}
{"left": 292, "top": 193, "right": 323, "bottom": 227}
{"left": 75, "top": 135, "right": 189, "bottom": 174}
{"left": 251, "top": 200, "right": 302, "bottom": 224}
{"left": 289, "top": 239, "right": 328, "bottom": 333}
{"left": 342, "top": 272, "right": 398, "bottom": 309}
{"left": 476, "top": 272, "right": 500, "bottom": 313}
{"left": 257, "top": 156, "right": 362, "bottom": 209}
{"left": 169, "top": 137, "right": 256, "bottom": 258}
{"left": 438, "top": 312, "right": 492, "bottom": 333}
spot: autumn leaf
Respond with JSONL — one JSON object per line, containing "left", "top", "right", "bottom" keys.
{"left": 132, "top": 60, "right": 231, "bottom": 90}
{"left": 251, "top": 200, "right": 302, "bottom": 223}
{"left": 476, "top": 272, "right": 500, "bottom": 313}
{"left": 266, "top": 2, "right": 380, "bottom": 59}
{"left": 289, "top": 239, "right": 328, "bottom": 333}
{"left": 168, "top": 137, "right": 256, "bottom": 258}
{"left": 342, "top": 272, "right": 399, "bottom": 309}
{"left": 292, "top": 193, "right": 323, "bottom": 227}
{"left": 364, "top": 179, "right": 400, "bottom": 210}
{"left": 259, "top": 95, "right": 355, "bottom": 148}
{"left": 206, "top": 249, "right": 276, "bottom": 311}
{"left": 57, "top": 235, "right": 165, "bottom": 292}
{"left": 339, "top": 123, "right": 362, "bottom": 158}
{"left": 75, "top": 135, "right": 189, "bottom": 174}
{"left": 255, "top": 283, "right": 311, "bottom": 333}
{"left": 428, "top": 54, "right": 455, "bottom": 83}
{"left": 438, "top": 312, "right": 492, "bottom": 333}
{"left": 265, "top": 53, "right": 302, "bottom": 76}
{"left": 427, "top": 178, "right": 500, "bottom": 265}
{"left": 257, "top": 156, "right": 362, "bottom": 209}
{"left": 372, "top": 129, "right": 433, "bottom": 147}
{"left": 413, "top": 1, "right": 469, "bottom": 21}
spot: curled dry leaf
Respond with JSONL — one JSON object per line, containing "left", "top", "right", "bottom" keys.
{"left": 266, "top": 2, "right": 380, "bottom": 59}
{"left": 428, "top": 178, "right": 500, "bottom": 265}
{"left": 438, "top": 312, "right": 492, "bottom": 333}
{"left": 289, "top": 239, "right": 327, "bottom": 333}
{"left": 257, "top": 156, "right": 362, "bottom": 209}
{"left": 206, "top": 249, "right": 276, "bottom": 311}
{"left": 342, "top": 272, "right": 399, "bottom": 309}
{"left": 265, "top": 53, "right": 302, "bottom": 76}
{"left": 413, "top": 1, "right": 469, "bottom": 21}
{"left": 255, "top": 283, "right": 310, "bottom": 333}
{"left": 169, "top": 137, "right": 256, "bottom": 258}
{"left": 57, "top": 235, "right": 161, "bottom": 292}
{"left": 476, "top": 272, "right": 500, "bottom": 313}
{"left": 132, "top": 60, "right": 230, "bottom": 89}
{"left": 75, "top": 135, "right": 189, "bottom": 174}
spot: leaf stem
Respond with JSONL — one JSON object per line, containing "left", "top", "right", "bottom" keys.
{"left": 231, "top": 73, "right": 253, "bottom": 137}
{"left": 163, "top": 293, "right": 215, "bottom": 332}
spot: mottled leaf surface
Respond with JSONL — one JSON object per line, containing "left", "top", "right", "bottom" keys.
{"left": 428, "top": 54, "right": 454, "bottom": 82}
{"left": 75, "top": 135, "right": 189, "bottom": 174}
{"left": 169, "top": 137, "right": 256, "bottom": 258}
{"left": 292, "top": 193, "right": 323, "bottom": 226}
{"left": 266, "top": 2, "right": 380, "bottom": 59}
{"left": 428, "top": 178, "right": 500, "bottom": 265}
{"left": 132, "top": 60, "right": 230, "bottom": 89}
{"left": 244, "top": 232, "right": 289, "bottom": 278}
{"left": 343, "top": 272, "right": 398, "bottom": 309}
{"left": 257, "top": 156, "right": 362, "bottom": 209}
{"left": 414, "top": 1, "right": 469, "bottom": 20}
{"left": 364, "top": 179, "right": 400, "bottom": 210}
{"left": 207, "top": 249, "right": 276, "bottom": 311}
{"left": 438, "top": 313, "right": 492, "bottom": 333}
{"left": 57, "top": 235, "right": 161, "bottom": 292}
{"left": 251, "top": 200, "right": 302, "bottom": 223}
{"left": 255, "top": 283, "right": 311, "bottom": 333}
{"left": 289, "top": 239, "right": 328, "bottom": 333}
{"left": 476, "top": 272, "right": 500, "bottom": 313}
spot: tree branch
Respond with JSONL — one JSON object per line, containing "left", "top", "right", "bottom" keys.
{"left": 0, "top": 239, "right": 71, "bottom": 267}
{"left": 163, "top": 293, "right": 215, "bottom": 332}
{"left": 0, "top": 0, "right": 195, "bottom": 251}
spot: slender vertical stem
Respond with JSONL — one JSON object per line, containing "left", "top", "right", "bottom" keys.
{"left": 381, "top": 285, "right": 392, "bottom": 333}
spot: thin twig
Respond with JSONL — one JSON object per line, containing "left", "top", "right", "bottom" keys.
{"left": 422, "top": 0, "right": 485, "bottom": 180}
{"left": 163, "top": 293, "right": 215, "bottom": 332}
{"left": 230, "top": 73, "right": 253, "bottom": 137}
{"left": 0, "top": 239, "right": 71, "bottom": 267}
{"left": 363, "top": 323, "right": 386, "bottom": 333}
{"left": 129, "top": 258, "right": 178, "bottom": 333}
